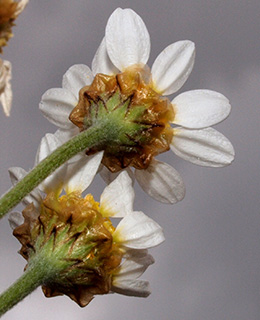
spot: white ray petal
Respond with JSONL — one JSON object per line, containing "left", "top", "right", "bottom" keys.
{"left": 99, "top": 166, "right": 135, "bottom": 184}
{"left": 171, "top": 127, "right": 235, "bottom": 167}
{"left": 8, "top": 167, "right": 42, "bottom": 207}
{"left": 92, "top": 37, "right": 119, "bottom": 75}
{"left": 151, "top": 40, "right": 195, "bottom": 95}
{"left": 52, "top": 127, "right": 78, "bottom": 145}
{"left": 8, "top": 212, "right": 24, "bottom": 230}
{"left": 100, "top": 171, "right": 134, "bottom": 217}
{"left": 62, "top": 64, "right": 93, "bottom": 97}
{"left": 64, "top": 151, "right": 103, "bottom": 194}
{"left": 14, "top": 0, "right": 29, "bottom": 17}
{"left": 172, "top": 89, "right": 231, "bottom": 128}
{"left": 135, "top": 159, "right": 185, "bottom": 204}
{"left": 39, "top": 88, "right": 77, "bottom": 129}
{"left": 34, "top": 133, "right": 67, "bottom": 193}
{"left": 115, "top": 253, "right": 154, "bottom": 280}
{"left": 113, "top": 211, "right": 165, "bottom": 249}
{"left": 0, "top": 59, "right": 12, "bottom": 116}
{"left": 112, "top": 279, "right": 151, "bottom": 297}
{"left": 105, "top": 8, "right": 150, "bottom": 70}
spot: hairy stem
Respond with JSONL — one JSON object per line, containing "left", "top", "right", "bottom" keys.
{"left": 0, "top": 255, "right": 53, "bottom": 316}
{"left": 0, "top": 125, "right": 106, "bottom": 219}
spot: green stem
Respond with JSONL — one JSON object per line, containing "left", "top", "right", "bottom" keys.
{"left": 0, "top": 124, "right": 106, "bottom": 219}
{"left": 0, "top": 257, "right": 51, "bottom": 316}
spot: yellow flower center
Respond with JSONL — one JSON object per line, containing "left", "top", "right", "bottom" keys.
{"left": 69, "top": 65, "right": 174, "bottom": 172}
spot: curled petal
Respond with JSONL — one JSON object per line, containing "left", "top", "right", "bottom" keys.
{"left": 105, "top": 8, "right": 150, "bottom": 70}
{"left": 62, "top": 64, "right": 93, "bottom": 97}
{"left": 100, "top": 171, "right": 134, "bottom": 217}
{"left": 113, "top": 211, "right": 165, "bottom": 249}
{"left": 92, "top": 37, "right": 119, "bottom": 75}
{"left": 112, "top": 279, "right": 151, "bottom": 297}
{"left": 15, "top": 0, "right": 29, "bottom": 17}
{"left": 0, "top": 59, "right": 12, "bottom": 116}
{"left": 171, "top": 127, "right": 235, "bottom": 167}
{"left": 172, "top": 90, "right": 231, "bottom": 128}
{"left": 39, "top": 88, "right": 77, "bottom": 129}
{"left": 64, "top": 151, "right": 103, "bottom": 194}
{"left": 151, "top": 40, "right": 195, "bottom": 95}
{"left": 135, "top": 159, "right": 185, "bottom": 204}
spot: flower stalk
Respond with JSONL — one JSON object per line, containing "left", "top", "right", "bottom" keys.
{"left": 0, "top": 250, "right": 59, "bottom": 316}
{"left": 0, "top": 125, "right": 103, "bottom": 219}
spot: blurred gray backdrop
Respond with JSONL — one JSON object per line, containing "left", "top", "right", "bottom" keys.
{"left": 0, "top": 1, "right": 260, "bottom": 319}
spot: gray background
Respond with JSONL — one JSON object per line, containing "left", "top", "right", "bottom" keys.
{"left": 0, "top": 1, "right": 260, "bottom": 319}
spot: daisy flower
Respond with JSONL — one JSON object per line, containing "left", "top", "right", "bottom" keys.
{"left": 39, "top": 8, "right": 234, "bottom": 204}
{"left": 9, "top": 132, "right": 164, "bottom": 306}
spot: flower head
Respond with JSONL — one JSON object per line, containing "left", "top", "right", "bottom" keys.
{"left": 9, "top": 132, "right": 164, "bottom": 305}
{"left": 40, "top": 8, "right": 234, "bottom": 204}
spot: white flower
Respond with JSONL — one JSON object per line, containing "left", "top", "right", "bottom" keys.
{"left": 39, "top": 8, "right": 234, "bottom": 204}
{"left": 0, "top": 58, "right": 12, "bottom": 116}
{"left": 9, "top": 131, "right": 164, "bottom": 298}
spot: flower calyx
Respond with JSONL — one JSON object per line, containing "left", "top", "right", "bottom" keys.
{"left": 13, "top": 192, "right": 123, "bottom": 307}
{"left": 69, "top": 65, "right": 174, "bottom": 172}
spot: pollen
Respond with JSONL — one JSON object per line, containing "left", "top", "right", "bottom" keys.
{"left": 69, "top": 65, "right": 175, "bottom": 172}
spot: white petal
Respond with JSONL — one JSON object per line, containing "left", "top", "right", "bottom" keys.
{"left": 64, "top": 151, "right": 103, "bottom": 194}
{"left": 39, "top": 88, "right": 77, "bottom": 129}
{"left": 172, "top": 90, "right": 231, "bottom": 128}
{"left": 135, "top": 159, "right": 185, "bottom": 204}
{"left": 91, "top": 37, "right": 119, "bottom": 75}
{"left": 113, "top": 211, "right": 165, "bottom": 249}
{"left": 53, "top": 128, "right": 78, "bottom": 145}
{"left": 8, "top": 167, "right": 42, "bottom": 207}
{"left": 100, "top": 171, "right": 134, "bottom": 217}
{"left": 171, "top": 127, "right": 235, "bottom": 167}
{"left": 14, "top": 0, "right": 29, "bottom": 17}
{"left": 112, "top": 279, "right": 151, "bottom": 297}
{"left": 62, "top": 64, "right": 93, "bottom": 97}
{"left": 99, "top": 165, "right": 135, "bottom": 184}
{"left": 151, "top": 41, "right": 195, "bottom": 95}
{"left": 8, "top": 212, "right": 24, "bottom": 230}
{"left": 105, "top": 8, "right": 150, "bottom": 70}
{"left": 0, "top": 59, "right": 12, "bottom": 116}
{"left": 8, "top": 166, "right": 27, "bottom": 186}
{"left": 115, "top": 253, "right": 154, "bottom": 280}
{"left": 35, "top": 133, "right": 67, "bottom": 193}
